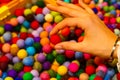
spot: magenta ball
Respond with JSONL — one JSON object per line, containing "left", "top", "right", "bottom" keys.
{"left": 40, "top": 71, "right": 50, "bottom": 80}
{"left": 37, "top": 53, "right": 46, "bottom": 63}
{"left": 68, "top": 63, "right": 79, "bottom": 73}
{"left": 42, "top": 44, "right": 52, "bottom": 54}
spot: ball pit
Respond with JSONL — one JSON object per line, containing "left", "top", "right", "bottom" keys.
{"left": 0, "top": 0, "right": 120, "bottom": 80}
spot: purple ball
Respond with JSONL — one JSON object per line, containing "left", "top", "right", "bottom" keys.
{"left": 4, "top": 24, "right": 13, "bottom": 31}
{"left": 43, "top": 61, "right": 51, "bottom": 70}
{"left": 18, "top": 71, "right": 24, "bottom": 78}
{"left": 33, "top": 77, "right": 40, "bottom": 80}
{"left": 12, "top": 56, "right": 20, "bottom": 63}
{"left": 34, "top": 37, "right": 40, "bottom": 42}
{"left": 42, "top": 7, "right": 50, "bottom": 15}
{"left": 5, "top": 53, "right": 13, "bottom": 60}
{"left": 17, "top": 16, "right": 25, "bottom": 24}
{"left": 17, "top": 39, "right": 25, "bottom": 48}
{"left": 37, "top": 53, "right": 46, "bottom": 63}
{"left": 8, "top": 69, "right": 17, "bottom": 78}
{"left": 63, "top": 61, "right": 70, "bottom": 68}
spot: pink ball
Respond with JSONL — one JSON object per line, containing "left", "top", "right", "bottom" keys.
{"left": 102, "top": 2, "right": 108, "bottom": 6}
{"left": 96, "top": 64, "right": 108, "bottom": 73}
{"left": 68, "top": 63, "right": 79, "bottom": 73}
{"left": 40, "top": 71, "right": 50, "bottom": 80}
{"left": 65, "top": 50, "right": 75, "bottom": 58}
{"left": 42, "top": 44, "right": 52, "bottom": 54}
{"left": 83, "top": 53, "right": 91, "bottom": 60}
{"left": 110, "top": 17, "right": 116, "bottom": 24}
{"left": 30, "top": 69, "right": 39, "bottom": 77}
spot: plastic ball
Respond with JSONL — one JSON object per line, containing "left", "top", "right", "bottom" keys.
{"left": 37, "top": 27, "right": 43, "bottom": 33}
{"left": 96, "top": 64, "right": 108, "bottom": 73}
{"left": 12, "top": 56, "right": 20, "bottom": 63}
{"left": 15, "top": 9, "right": 24, "bottom": 16}
{"left": 94, "top": 76, "right": 103, "bottom": 80}
{"left": 13, "top": 62, "right": 23, "bottom": 72}
{"left": 57, "top": 65, "right": 67, "bottom": 76}
{"left": 33, "top": 42, "right": 42, "bottom": 52}
{"left": 0, "top": 26, "right": 4, "bottom": 35}
{"left": 85, "top": 65, "right": 95, "bottom": 75}
{"left": 54, "top": 15, "right": 64, "bottom": 23}
{"left": 48, "top": 69, "right": 57, "bottom": 77}
{"left": 40, "top": 37, "right": 50, "bottom": 46}
{"left": 16, "top": 39, "right": 25, "bottom": 48}
{"left": 25, "top": 14, "right": 34, "bottom": 22}
{"left": 51, "top": 64, "right": 59, "bottom": 72}
{"left": 33, "top": 61, "right": 42, "bottom": 72}
{"left": 32, "top": 77, "right": 40, "bottom": 80}
{"left": 4, "top": 24, "right": 12, "bottom": 31}
{"left": 45, "top": 14, "right": 53, "bottom": 22}
{"left": 10, "top": 44, "right": 19, "bottom": 55}
{"left": 23, "top": 66, "right": 33, "bottom": 72}
{"left": 10, "top": 18, "right": 18, "bottom": 26}
{"left": 4, "top": 77, "right": 14, "bottom": 80}
{"left": 79, "top": 73, "right": 89, "bottom": 80}
{"left": 42, "top": 44, "right": 52, "bottom": 54}
{"left": 2, "top": 43, "right": 10, "bottom": 53}
{"left": 31, "top": 5, "right": 38, "bottom": 13}
{"left": 22, "top": 57, "right": 34, "bottom": 66}
{"left": 89, "top": 74, "right": 96, "bottom": 80}
{"left": 46, "top": 53, "right": 55, "bottom": 63}
{"left": 35, "top": 14, "right": 44, "bottom": 22}
{"left": 3, "top": 31, "right": 12, "bottom": 42}
{"left": 43, "top": 61, "right": 51, "bottom": 70}
{"left": 50, "top": 78, "right": 57, "bottom": 80}
{"left": 0, "top": 62, "right": 8, "bottom": 71}
{"left": 40, "top": 31, "right": 49, "bottom": 38}
{"left": 31, "top": 69, "right": 39, "bottom": 77}
{"left": 65, "top": 50, "right": 75, "bottom": 58}
{"left": 56, "top": 55, "right": 66, "bottom": 65}
{"left": 17, "top": 49, "right": 27, "bottom": 59}
{"left": 83, "top": 53, "right": 91, "bottom": 60}
{"left": 30, "top": 20, "right": 39, "bottom": 30}
{"left": 25, "top": 37, "right": 34, "bottom": 46}
{"left": 40, "top": 71, "right": 50, "bottom": 80}
{"left": 83, "top": 0, "right": 91, "bottom": 4}
{"left": 61, "top": 27, "right": 70, "bottom": 37}
{"left": 94, "top": 56, "right": 104, "bottom": 65}
{"left": 50, "top": 34, "right": 62, "bottom": 45}
{"left": 17, "top": 16, "right": 25, "bottom": 24}
{"left": 42, "top": 7, "right": 50, "bottom": 15}
{"left": 26, "top": 46, "right": 36, "bottom": 56}
{"left": 37, "top": 53, "right": 46, "bottom": 63}
{"left": 24, "top": 9, "right": 32, "bottom": 16}
{"left": 68, "top": 63, "right": 79, "bottom": 73}
{"left": 75, "top": 52, "right": 83, "bottom": 59}
{"left": 22, "top": 20, "right": 30, "bottom": 29}
{"left": 36, "top": 0, "right": 45, "bottom": 7}
{"left": 114, "top": 28, "right": 120, "bottom": 35}
{"left": 36, "top": 8, "right": 43, "bottom": 14}
{"left": 8, "top": 69, "right": 17, "bottom": 78}
{"left": 23, "top": 72, "right": 33, "bottom": 80}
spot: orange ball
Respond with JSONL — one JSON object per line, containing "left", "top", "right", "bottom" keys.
{"left": 10, "top": 18, "right": 18, "bottom": 26}
{"left": 78, "top": 36, "right": 84, "bottom": 42}
{"left": 51, "top": 64, "right": 59, "bottom": 72}
{"left": 43, "top": 22, "right": 51, "bottom": 29}
{"left": 2, "top": 43, "right": 11, "bottom": 53}
{"left": 40, "top": 37, "right": 50, "bottom": 46}
{"left": 89, "top": 3, "right": 96, "bottom": 9}
{"left": 40, "top": 31, "right": 49, "bottom": 38}
{"left": 79, "top": 73, "right": 89, "bottom": 80}
{"left": 83, "top": 0, "right": 91, "bottom": 4}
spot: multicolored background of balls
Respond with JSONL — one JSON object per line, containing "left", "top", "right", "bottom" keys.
{"left": 0, "top": 0, "right": 120, "bottom": 80}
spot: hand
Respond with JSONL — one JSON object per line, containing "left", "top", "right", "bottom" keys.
{"left": 47, "top": 0, "right": 118, "bottom": 58}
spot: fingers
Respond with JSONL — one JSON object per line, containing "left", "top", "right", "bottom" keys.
{"left": 54, "top": 41, "right": 85, "bottom": 52}
{"left": 79, "top": 0, "right": 94, "bottom": 14}
{"left": 47, "top": 4, "right": 80, "bottom": 17}
{"left": 56, "top": 0, "right": 85, "bottom": 12}
{"left": 50, "top": 18, "right": 85, "bottom": 35}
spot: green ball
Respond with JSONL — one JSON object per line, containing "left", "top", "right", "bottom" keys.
{"left": 36, "top": 0, "right": 45, "bottom": 8}
{"left": 33, "top": 43, "right": 42, "bottom": 52}
{"left": 48, "top": 69, "right": 57, "bottom": 77}
{"left": 54, "top": 15, "right": 64, "bottom": 23}
{"left": 13, "top": 25, "right": 21, "bottom": 32}
{"left": 56, "top": 55, "right": 66, "bottom": 65}
{"left": 109, "top": 6, "right": 115, "bottom": 11}
{"left": 103, "top": 6, "right": 109, "bottom": 12}
{"left": 33, "top": 61, "right": 42, "bottom": 72}
{"left": 52, "top": 50, "right": 57, "bottom": 57}
{"left": 0, "top": 26, "right": 4, "bottom": 35}
{"left": 20, "top": 26, "right": 28, "bottom": 32}
{"left": 56, "top": 74, "right": 61, "bottom": 80}
{"left": 46, "top": 54, "right": 55, "bottom": 63}
{"left": 24, "top": 9, "right": 32, "bottom": 16}
{"left": 50, "top": 11, "right": 60, "bottom": 17}
{"left": 75, "top": 69, "right": 84, "bottom": 77}
{"left": 104, "top": 12, "right": 110, "bottom": 17}
{"left": 23, "top": 72, "right": 33, "bottom": 80}
{"left": 81, "top": 32, "right": 84, "bottom": 36}
{"left": 13, "top": 62, "right": 23, "bottom": 72}
{"left": 89, "top": 74, "right": 96, "bottom": 80}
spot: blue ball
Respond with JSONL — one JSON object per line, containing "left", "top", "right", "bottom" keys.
{"left": 15, "top": 77, "right": 22, "bottom": 80}
{"left": 25, "top": 37, "right": 34, "bottom": 46}
{"left": 22, "top": 57, "right": 34, "bottom": 66}
{"left": 75, "top": 52, "right": 83, "bottom": 59}
{"left": 111, "top": 0, "right": 117, "bottom": 4}
{"left": 26, "top": 46, "right": 36, "bottom": 56}
{"left": 92, "top": 8, "right": 98, "bottom": 14}
{"left": 23, "top": 20, "right": 30, "bottom": 29}
{"left": 3, "top": 31, "right": 12, "bottom": 42}
{"left": 1, "top": 72, "right": 7, "bottom": 79}
{"left": 110, "top": 10, "right": 116, "bottom": 16}
{"left": 35, "top": 14, "right": 44, "bottom": 22}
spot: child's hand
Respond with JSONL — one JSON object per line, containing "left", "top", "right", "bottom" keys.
{"left": 47, "top": 0, "right": 118, "bottom": 58}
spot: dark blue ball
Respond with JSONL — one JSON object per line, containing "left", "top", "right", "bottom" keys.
{"left": 92, "top": 8, "right": 98, "bottom": 14}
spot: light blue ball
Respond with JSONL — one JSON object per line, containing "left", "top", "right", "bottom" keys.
{"left": 111, "top": 0, "right": 117, "bottom": 4}
{"left": 33, "top": 77, "right": 41, "bottom": 80}
{"left": 35, "top": 14, "right": 44, "bottom": 22}
{"left": 64, "top": 0, "right": 70, "bottom": 3}
{"left": 25, "top": 37, "right": 34, "bottom": 46}
{"left": 110, "top": 10, "right": 116, "bottom": 16}
{"left": 75, "top": 52, "right": 83, "bottom": 59}
{"left": 26, "top": 46, "right": 36, "bottom": 56}
{"left": 13, "top": 56, "right": 20, "bottom": 64}
{"left": 0, "top": 78, "right": 3, "bottom": 80}
{"left": 23, "top": 20, "right": 30, "bottom": 29}
{"left": 22, "top": 57, "right": 34, "bottom": 66}
{"left": 1, "top": 72, "right": 7, "bottom": 79}
{"left": 3, "top": 31, "right": 12, "bottom": 42}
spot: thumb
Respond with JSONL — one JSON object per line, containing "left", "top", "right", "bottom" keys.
{"left": 54, "top": 41, "right": 85, "bottom": 52}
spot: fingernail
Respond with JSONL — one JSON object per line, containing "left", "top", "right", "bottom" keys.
{"left": 55, "top": 45, "right": 63, "bottom": 49}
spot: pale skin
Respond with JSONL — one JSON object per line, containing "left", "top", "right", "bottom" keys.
{"left": 46, "top": 0, "right": 118, "bottom": 58}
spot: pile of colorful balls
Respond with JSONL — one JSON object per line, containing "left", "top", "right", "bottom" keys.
{"left": 0, "top": 0, "right": 120, "bottom": 80}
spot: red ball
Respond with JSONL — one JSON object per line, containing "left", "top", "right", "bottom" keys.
{"left": 71, "top": 0, "right": 78, "bottom": 4}
{"left": 85, "top": 65, "right": 95, "bottom": 75}
{"left": 35, "top": 8, "right": 43, "bottom": 14}
{"left": 94, "top": 76, "right": 103, "bottom": 80}
{"left": 103, "top": 16, "right": 110, "bottom": 24}
{"left": 0, "top": 56, "right": 9, "bottom": 63}
{"left": 19, "top": 32, "right": 28, "bottom": 40}
{"left": 14, "top": 8, "right": 24, "bottom": 16}
{"left": 0, "top": 0, "right": 11, "bottom": 3}
{"left": 23, "top": 66, "right": 33, "bottom": 72}
{"left": 12, "top": 37, "right": 19, "bottom": 44}
{"left": 75, "top": 28, "right": 83, "bottom": 37}
{"left": 94, "top": 56, "right": 104, "bottom": 65}
{"left": 116, "top": 23, "right": 120, "bottom": 29}
{"left": 117, "top": 73, "right": 120, "bottom": 80}
{"left": 65, "top": 50, "right": 75, "bottom": 58}
{"left": 30, "top": 20, "right": 39, "bottom": 30}
{"left": 61, "top": 27, "right": 70, "bottom": 37}
{"left": 0, "top": 62, "right": 8, "bottom": 71}
{"left": 0, "top": 43, "right": 3, "bottom": 51}
{"left": 50, "top": 34, "right": 62, "bottom": 45}
{"left": 27, "top": 33, "right": 34, "bottom": 38}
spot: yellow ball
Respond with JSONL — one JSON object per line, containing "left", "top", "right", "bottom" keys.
{"left": 31, "top": 5, "right": 39, "bottom": 13}
{"left": 40, "top": 37, "right": 50, "bottom": 46}
{"left": 40, "top": 31, "right": 49, "bottom": 38}
{"left": 2, "top": 43, "right": 11, "bottom": 53}
{"left": 50, "top": 78, "right": 57, "bottom": 80}
{"left": 12, "top": 32, "right": 18, "bottom": 38}
{"left": 72, "top": 60, "right": 80, "bottom": 66}
{"left": 45, "top": 14, "right": 53, "bottom": 22}
{"left": 0, "top": 36, "right": 5, "bottom": 43}
{"left": 79, "top": 73, "right": 89, "bottom": 80}
{"left": 34, "top": 54, "right": 39, "bottom": 61}
{"left": 57, "top": 65, "right": 67, "bottom": 76}
{"left": 10, "top": 44, "right": 19, "bottom": 55}
{"left": 17, "top": 49, "right": 27, "bottom": 59}
{"left": 53, "top": 60, "right": 60, "bottom": 66}
{"left": 4, "top": 77, "right": 14, "bottom": 80}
